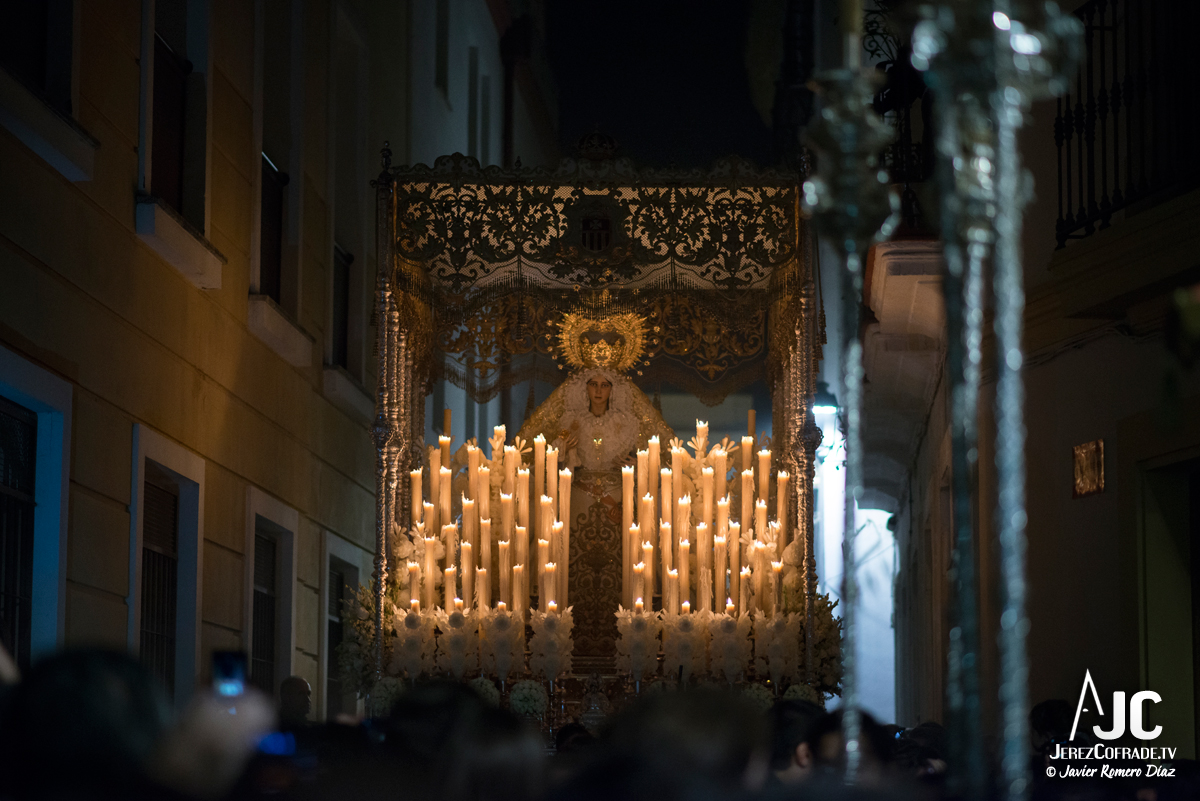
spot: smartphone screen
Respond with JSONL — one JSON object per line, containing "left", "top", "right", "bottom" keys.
{"left": 212, "top": 650, "right": 248, "bottom": 697}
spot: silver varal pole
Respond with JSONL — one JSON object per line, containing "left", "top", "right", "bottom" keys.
{"left": 801, "top": 43, "right": 898, "bottom": 780}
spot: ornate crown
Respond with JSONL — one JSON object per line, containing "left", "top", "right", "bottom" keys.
{"left": 557, "top": 311, "right": 647, "bottom": 373}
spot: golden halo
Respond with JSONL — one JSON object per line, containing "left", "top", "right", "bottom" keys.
{"left": 557, "top": 311, "right": 647, "bottom": 373}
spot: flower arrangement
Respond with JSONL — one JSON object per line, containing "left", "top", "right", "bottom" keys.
{"left": 336, "top": 581, "right": 404, "bottom": 697}
{"left": 389, "top": 607, "right": 438, "bottom": 680}
{"left": 509, "top": 679, "right": 549, "bottom": 717}
{"left": 661, "top": 611, "right": 708, "bottom": 682}
{"left": 529, "top": 608, "right": 574, "bottom": 680}
{"left": 783, "top": 682, "right": 825, "bottom": 707}
{"left": 796, "top": 593, "right": 843, "bottom": 695}
{"left": 479, "top": 608, "right": 526, "bottom": 683}
{"left": 708, "top": 611, "right": 753, "bottom": 684}
{"left": 469, "top": 676, "right": 501, "bottom": 708}
{"left": 434, "top": 609, "right": 478, "bottom": 680}
{"left": 741, "top": 681, "right": 774, "bottom": 712}
{"left": 614, "top": 606, "right": 661, "bottom": 682}
{"left": 753, "top": 611, "right": 801, "bottom": 686}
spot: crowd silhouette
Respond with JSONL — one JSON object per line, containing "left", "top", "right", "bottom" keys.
{"left": 0, "top": 647, "right": 1196, "bottom": 801}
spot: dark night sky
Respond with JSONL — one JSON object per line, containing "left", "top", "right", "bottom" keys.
{"left": 545, "top": 1, "right": 776, "bottom": 169}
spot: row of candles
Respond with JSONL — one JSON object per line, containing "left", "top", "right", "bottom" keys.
{"left": 405, "top": 411, "right": 573, "bottom": 617}
{"left": 620, "top": 412, "right": 790, "bottom": 618}
{"left": 402, "top": 410, "right": 790, "bottom": 619}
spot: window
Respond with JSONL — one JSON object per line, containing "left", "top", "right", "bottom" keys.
{"left": 435, "top": 0, "right": 449, "bottom": 98}
{"left": 0, "top": 0, "right": 73, "bottom": 114}
{"left": 140, "top": 464, "right": 180, "bottom": 695}
{"left": 0, "top": 397, "right": 36, "bottom": 672}
{"left": 129, "top": 425, "right": 203, "bottom": 708}
{"left": 259, "top": 154, "right": 288, "bottom": 305}
{"left": 151, "top": 33, "right": 189, "bottom": 216}
{"left": 325, "top": 559, "right": 355, "bottom": 719}
{"left": 331, "top": 245, "right": 352, "bottom": 369}
{"left": 251, "top": 529, "right": 278, "bottom": 693}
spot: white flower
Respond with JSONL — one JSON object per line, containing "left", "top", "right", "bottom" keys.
{"left": 404, "top": 612, "right": 421, "bottom": 630}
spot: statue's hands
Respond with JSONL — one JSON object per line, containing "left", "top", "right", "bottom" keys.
{"left": 561, "top": 431, "right": 579, "bottom": 451}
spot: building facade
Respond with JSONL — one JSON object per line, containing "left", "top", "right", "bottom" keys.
{"left": 0, "top": 0, "right": 556, "bottom": 718}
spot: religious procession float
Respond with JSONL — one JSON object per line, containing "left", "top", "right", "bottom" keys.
{"left": 338, "top": 138, "right": 842, "bottom": 725}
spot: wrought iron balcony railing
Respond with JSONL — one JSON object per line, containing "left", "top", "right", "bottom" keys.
{"left": 1055, "top": 0, "right": 1200, "bottom": 249}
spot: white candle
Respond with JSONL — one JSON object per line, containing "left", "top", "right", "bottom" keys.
{"left": 480, "top": 518, "right": 492, "bottom": 606}
{"left": 640, "top": 493, "right": 656, "bottom": 554}
{"left": 726, "top": 598, "right": 736, "bottom": 616}
{"left": 636, "top": 450, "right": 649, "bottom": 500}
{"left": 713, "top": 448, "right": 727, "bottom": 502}
{"left": 517, "top": 468, "right": 530, "bottom": 530}
{"left": 741, "top": 435, "right": 754, "bottom": 473}
{"left": 558, "top": 469, "right": 572, "bottom": 605}
{"left": 671, "top": 448, "right": 685, "bottom": 493}
{"left": 634, "top": 597, "right": 644, "bottom": 614}
{"left": 439, "top": 467, "right": 453, "bottom": 531}
{"left": 444, "top": 566, "right": 456, "bottom": 611}
{"left": 504, "top": 445, "right": 518, "bottom": 495}
{"left": 740, "top": 469, "right": 754, "bottom": 540}
{"left": 729, "top": 522, "right": 741, "bottom": 612}
{"left": 410, "top": 468, "right": 423, "bottom": 525}
{"left": 714, "top": 535, "right": 727, "bottom": 612}
{"left": 772, "top": 561, "right": 784, "bottom": 617}
{"left": 545, "top": 562, "right": 557, "bottom": 608}
{"left": 499, "top": 540, "right": 511, "bottom": 607}
{"left": 545, "top": 446, "right": 558, "bottom": 511}
{"left": 758, "top": 449, "right": 771, "bottom": 505}
{"left": 754, "top": 542, "right": 767, "bottom": 613}
{"left": 716, "top": 496, "right": 730, "bottom": 540}
{"left": 478, "top": 466, "right": 491, "bottom": 522}
{"left": 679, "top": 538, "right": 691, "bottom": 610}
{"left": 642, "top": 539, "right": 655, "bottom": 607}
{"left": 740, "top": 566, "right": 752, "bottom": 615}
{"left": 440, "top": 434, "right": 452, "bottom": 472}
{"left": 621, "top": 466, "right": 635, "bottom": 542}
{"left": 500, "top": 493, "right": 514, "bottom": 550}
{"left": 497, "top": 600, "right": 507, "bottom": 613}
{"left": 412, "top": 597, "right": 421, "bottom": 614}
{"left": 700, "top": 466, "right": 714, "bottom": 535}
{"left": 533, "top": 435, "right": 545, "bottom": 542}
{"left": 677, "top": 494, "right": 691, "bottom": 555}
{"left": 476, "top": 567, "right": 488, "bottom": 611}
{"left": 515, "top": 526, "right": 528, "bottom": 611}
{"left": 659, "top": 521, "right": 673, "bottom": 584}
{"left": 699, "top": 569, "right": 712, "bottom": 615}
{"left": 468, "top": 444, "right": 481, "bottom": 503}
{"left": 408, "top": 561, "right": 421, "bottom": 607}
{"left": 454, "top": 596, "right": 464, "bottom": 613}
{"left": 547, "top": 600, "right": 557, "bottom": 614}
{"left": 539, "top": 495, "right": 555, "bottom": 544}
{"left": 512, "top": 564, "right": 525, "bottom": 617}
{"left": 666, "top": 569, "right": 679, "bottom": 613}
{"left": 424, "top": 450, "right": 439, "bottom": 532}
{"left": 424, "top": 535, "right": 438, "bottom": 610}
{"left": 633, "top": 561, "right": 645, "bottom": 608}
{"left": 461, "top": 541, "right": 474, "bottom": 612}
{"left": 695, "top": 419, "right": 708, "bottom": 454}
{"left": 443, "top": 523, "right": 459, "bottom": 574}
{"left": 756, "top": 499, "right": 769, "bottom": 552}
{"left": 537, "top": 539, "right": 550, "bottom": 602}
{"left": 660, "top": 468, "right": 674, "bottom": 532}
{"left": 697, "top": 522, "right": 711, "bottom": 612}
{"left": 681, "top": 600, "right": 691, "bottom": 615}
{"left": 627, "top": 523, "right": 640, "bottom": 608}
{"left": 551, "top": 520, "right": 565, "bottom": 605}
{"left": 647, "top": 436, "right": 661, "bottom": 496}
{"left": 776, "top": 471, "right": 790, "bottom": 547}
{"left": 492, "top": 425, "right": 506, "bottom": 458}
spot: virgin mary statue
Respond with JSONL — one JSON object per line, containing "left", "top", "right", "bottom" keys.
{"left": 517, "top": 312, "right": 673, "bottom": 670}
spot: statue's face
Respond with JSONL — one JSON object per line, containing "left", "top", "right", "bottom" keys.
{"left": 587, "top": 378, "right": 612, "bottom": 410}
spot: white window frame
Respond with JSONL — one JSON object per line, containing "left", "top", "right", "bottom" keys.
{"left": 319, "top": 530, "right": 371, "bottom": 719}
{"left": 244, "top": 486, "right": 298, "bottom": 692}
{"left": 0, "top": 345, "right": 72, "bottom": 660}
{"left": 127, "top": 424, "right": 204, "bottom": 708}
